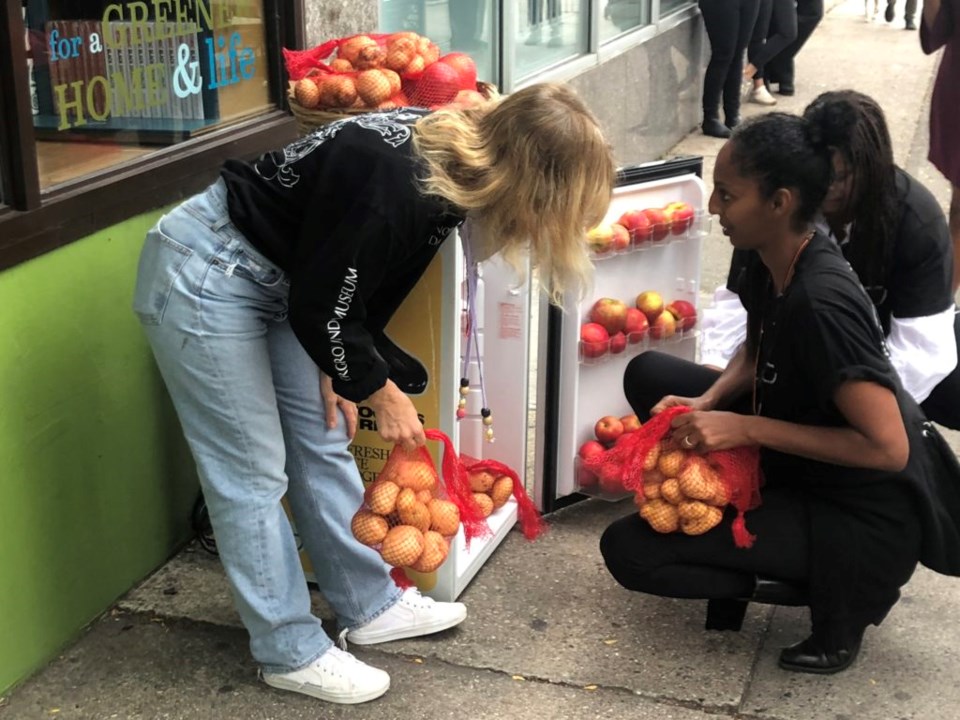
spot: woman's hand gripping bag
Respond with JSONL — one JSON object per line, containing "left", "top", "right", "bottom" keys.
{"left": 351, "top": 429, "right": 491, "bottom": 585}
{"left": 583, "top": 406, "right": 763, "bottom": 547}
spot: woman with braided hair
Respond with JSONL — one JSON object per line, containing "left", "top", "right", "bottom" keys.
{"left": 701, "top": 90, "right": 959, "bottom": 429}
{"left": 604, "top": 112, "right": 960, "bottom": 675}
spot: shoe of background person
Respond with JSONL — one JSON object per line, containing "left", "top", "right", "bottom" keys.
{"left": 885, "top": 2, "right": 895, "bottom": 21}
{"left": 261, "top": 646, "right": 390, "bottom": 704}
{"left": 749, "top": 85, "right": 778, "bottom": 105}
{"left": 346, "top": 588, "right": 467, "bottom": 645}
{"left": 725, "top": 115, "right": 741, "bottom": 129}
{"left": 778, "top": 635, "right": 863, "bottom": 675}
{"left": 702, "top": 118, "right": 731, "bottom": 138}
{"left": 905, "top": 18, "right": 916, "bottom": 29}
{"left": 776, "top": 83, "right": 795, "bottom": 96}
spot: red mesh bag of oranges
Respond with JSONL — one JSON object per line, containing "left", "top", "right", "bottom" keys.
{"left": 461, "top": 456, "right": 547, "bottom": 540}
{"left": 582, "top": 406, "right": 763, "bottom": 547}
{"left": 284, "top": 32, "right": 488, "bottom": 113}
{"left": 351, "top": 429, "right": 490, "bottom": 582}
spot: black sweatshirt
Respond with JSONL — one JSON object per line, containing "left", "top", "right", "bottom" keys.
{"left": 220, "top": 109, "right": 464, "bottom": 402}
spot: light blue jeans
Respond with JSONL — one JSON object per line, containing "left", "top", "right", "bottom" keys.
{"left": 133, "top": 179, "right": 400, "bottom": 673}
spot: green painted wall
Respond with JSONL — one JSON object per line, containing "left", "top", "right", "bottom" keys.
{"left": 0, "top": 212, "right": 198, "bottom": 694}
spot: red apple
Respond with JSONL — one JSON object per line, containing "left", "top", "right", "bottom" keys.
{"left": 586, "top": 224, "right": 615, "bottom": 255}
{"left": 666, "top": 299, "right": 698, "bottom": 331}
{"left": 620, "top": 414, "right": 642, "bottom": 433}
{"left": 589, "top": 298, "right": 628, "bottom": 335}
{"left": 595, "top": 415, "right": 625, "bottom": 444}
{"left": 577, "top": 466, "right": 599, "bottom": 488}
{"left": 609, "top": 331, "right": 627, "bottom": 354}
{"left": 649, "top": 311, "right": 677, "bottom": 340}
{"left": 624, "top": 307, "right": 649, "bottom": 344}
{"left": 618, "top": 209, "right": 653, "bottom": 246}
{"left": 663, "top": 201, "right": 695, "bottom": 235}
{"left": 641, "top": 208, "right": 670, "bottom": 242}
{"left": 578, "top": 439, "right": 606, "bottom": 461}
{"left": 580, "top": 322, "right": 609, "bottom": 358}
{"left": 635, "top": 290, "right": 665, "bottom": 323}
{"left": 610, "top": 223, "right": 630, "bottom": 252}
{"left": 438, "top": 52, "right": 478, "bottom": 89}
{"left": 598, "top": 463, "right": 626, "bottom": 494}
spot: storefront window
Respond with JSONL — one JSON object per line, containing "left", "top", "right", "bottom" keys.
{"left": 379, "top": 0, "right": 497, "bottom": 85}
{"left": 599, "top": 0, "right": 651, "bottom": 43}
{"left": 513, "top": 0, "right": 588, "bottom": 79}
{"left": 660, "top": 0, "right": 695, "bottom": 16}
{"left": 24, "top": 0, "right": 273, "bottom": 189}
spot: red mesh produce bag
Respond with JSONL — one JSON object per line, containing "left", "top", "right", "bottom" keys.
{"left": 582, "top": 406, "right": 762, "bottom": 548}
{"left": 284, "top": 34, "right": 482, "bottom": 111}
{"left": 461, "top": 456, "right": 547, "bottom": 540}
{"left": 351, "top": 429, "right": 491, "bottom": 586}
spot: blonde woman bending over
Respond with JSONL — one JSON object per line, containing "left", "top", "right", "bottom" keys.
{"left": 132, "top": 83, "right": 615, "bottom": 706}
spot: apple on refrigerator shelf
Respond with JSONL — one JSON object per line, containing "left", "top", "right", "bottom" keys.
{"left": 580, "top": 322, "right": 610, "bottom": 358}
{"left": 641, "top": 208, "right": 670, "bottom": 242}
{"left": 649, "top": 311, "right": 677, "bottom": 340}
{"left": 589, "top": 298, "right": 628, "bottom": 335}
{"left": 662, "top": 201, "right": 695, "bottom": 235}
{"left": 610, "top": 223, "right": 630, "bottom": 252}
{"left": 586, "top": 224, "right": 615, "bottom": 255}
{"left": 620, "top": 414, "right": 642, "bottom": 433}
{"left": 609, "top": 331, "right": 627, "bottom": 354}
{"left": 617, "top": 209, "right": 653, "bottom": 246}
{"left": 598, "top": 463, "right": 626, "bottom": 494}
{"left": 595, "top": 415, "right": 625, "bottom": 444}
{"left": 666, "top": 299, "right": 698, "bottom": 331}
{"left": 624, "top": 307, "right": 649, "bottom": 343}
{"left": 635, "top": 290, "right": 665, "bottom": 323}
{"left": 576, "top": 439, "right": 605, "bottom": 488}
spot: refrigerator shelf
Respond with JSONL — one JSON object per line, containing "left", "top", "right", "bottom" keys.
{"left": 590, "top": 211, "right": 712, "bottom": 261}
{"left": 578, "top": 330, "right": 698, "bottom": 365}
{"left": 573, "top": 457, "right": 633, "bottom": 502}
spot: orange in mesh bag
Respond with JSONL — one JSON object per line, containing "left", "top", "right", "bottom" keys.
{"left": 284, "top": 34, "right": 483, "bottom": 111}
{"left": 583, "top": 406, "right": 762, "bottom": 547}
{"left": 461, "top": 457, "right": 547, "bottom": 540}
{"left": 351, "top": 429, "right": 491, "bottom": 585}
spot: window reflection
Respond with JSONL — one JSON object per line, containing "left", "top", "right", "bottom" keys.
{"left": 514, "top": 0, "right": 587, "bottom": 79}
{"left": 24, "top": 0, "right": 273, "bottom": 189}
{"left": 600, "top": 0, "right": 652, "bottom": 42}
{"left": 380, "top": 0, "right": 496, "bottom": 84}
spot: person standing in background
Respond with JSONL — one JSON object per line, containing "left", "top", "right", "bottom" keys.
{"left": 765, "top": 0, "right": 824, "bottom": 95}
{"left": 921, "top": 0, "right": 960, "bottom": 291}
{"left": 743, "top": 0, "right": 799, "bottom": 106}
{"left": 885, "top": 0, "right": 919, "bottom": 29}
{"left": 698, "top": 0, "right": 761, "bottom": 138}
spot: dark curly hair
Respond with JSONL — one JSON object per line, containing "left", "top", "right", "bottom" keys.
{"left": 729, "top": 112, "right": 833, "bottom": 231}
{"left": 802, "top": 90, "right": 898, "bottom": 290}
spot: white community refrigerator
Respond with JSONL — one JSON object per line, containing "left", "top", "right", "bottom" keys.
{"left": 294, "top": 235, "right": 535, "bottom": 602}
{"left": 534, "top": 156, "right": 709, "bottom": 512}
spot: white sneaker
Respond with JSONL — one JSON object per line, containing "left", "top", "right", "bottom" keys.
{"left": 261, "top": 646, "right": 390, "bottom": 704}
{"left": 346, "top": 588, "right": 467, "bottom": 645}
{"left": 749, "top": 85, "right": 778, "bottom": 106}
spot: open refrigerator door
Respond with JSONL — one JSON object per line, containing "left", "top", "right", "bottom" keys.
{"left": 536, "top": 156, "right": 709, "bottom": 512}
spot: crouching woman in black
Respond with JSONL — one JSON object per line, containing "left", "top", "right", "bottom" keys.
{"left": 600, "top": 113, "right": 960, "bottom": 674}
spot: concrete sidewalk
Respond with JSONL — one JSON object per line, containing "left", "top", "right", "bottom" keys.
{"left": 3, "top": 3, "right": 958, "bottom": 718}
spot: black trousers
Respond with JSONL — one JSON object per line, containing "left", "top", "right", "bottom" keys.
{"left": 698, "top": 0, "right": 760, "bottom": 121}
{"left": 765, "top": 0, "right": 824, "bottom": 87}
{"left": 747, "top": 0, "right": 799, "bottom": 79}
{"left": 609, "top": 351, "right": 808, "bottom": 600}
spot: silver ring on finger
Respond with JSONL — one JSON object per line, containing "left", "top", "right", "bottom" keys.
{"left": 682, "top": 436, "right": 695, "bottom": 448}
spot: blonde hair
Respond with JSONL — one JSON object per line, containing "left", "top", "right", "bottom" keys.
{"left": 412, "top": 82, "right": 615, "bottom": 304}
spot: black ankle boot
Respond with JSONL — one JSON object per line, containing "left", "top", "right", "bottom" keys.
{"left": 702, "top": 118, "right": 731, "bottom": 139}
{"left": 373, "top": 331, "right": 429, "bottom": 395}
{"left": 725, "top": 115, "right": 741, "bottom": 130}
{"left": 778, "top": 634, "right": 863, "bottom": 674}
{"left": 705, "top": 599, "right": 748, "bottom": 631}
